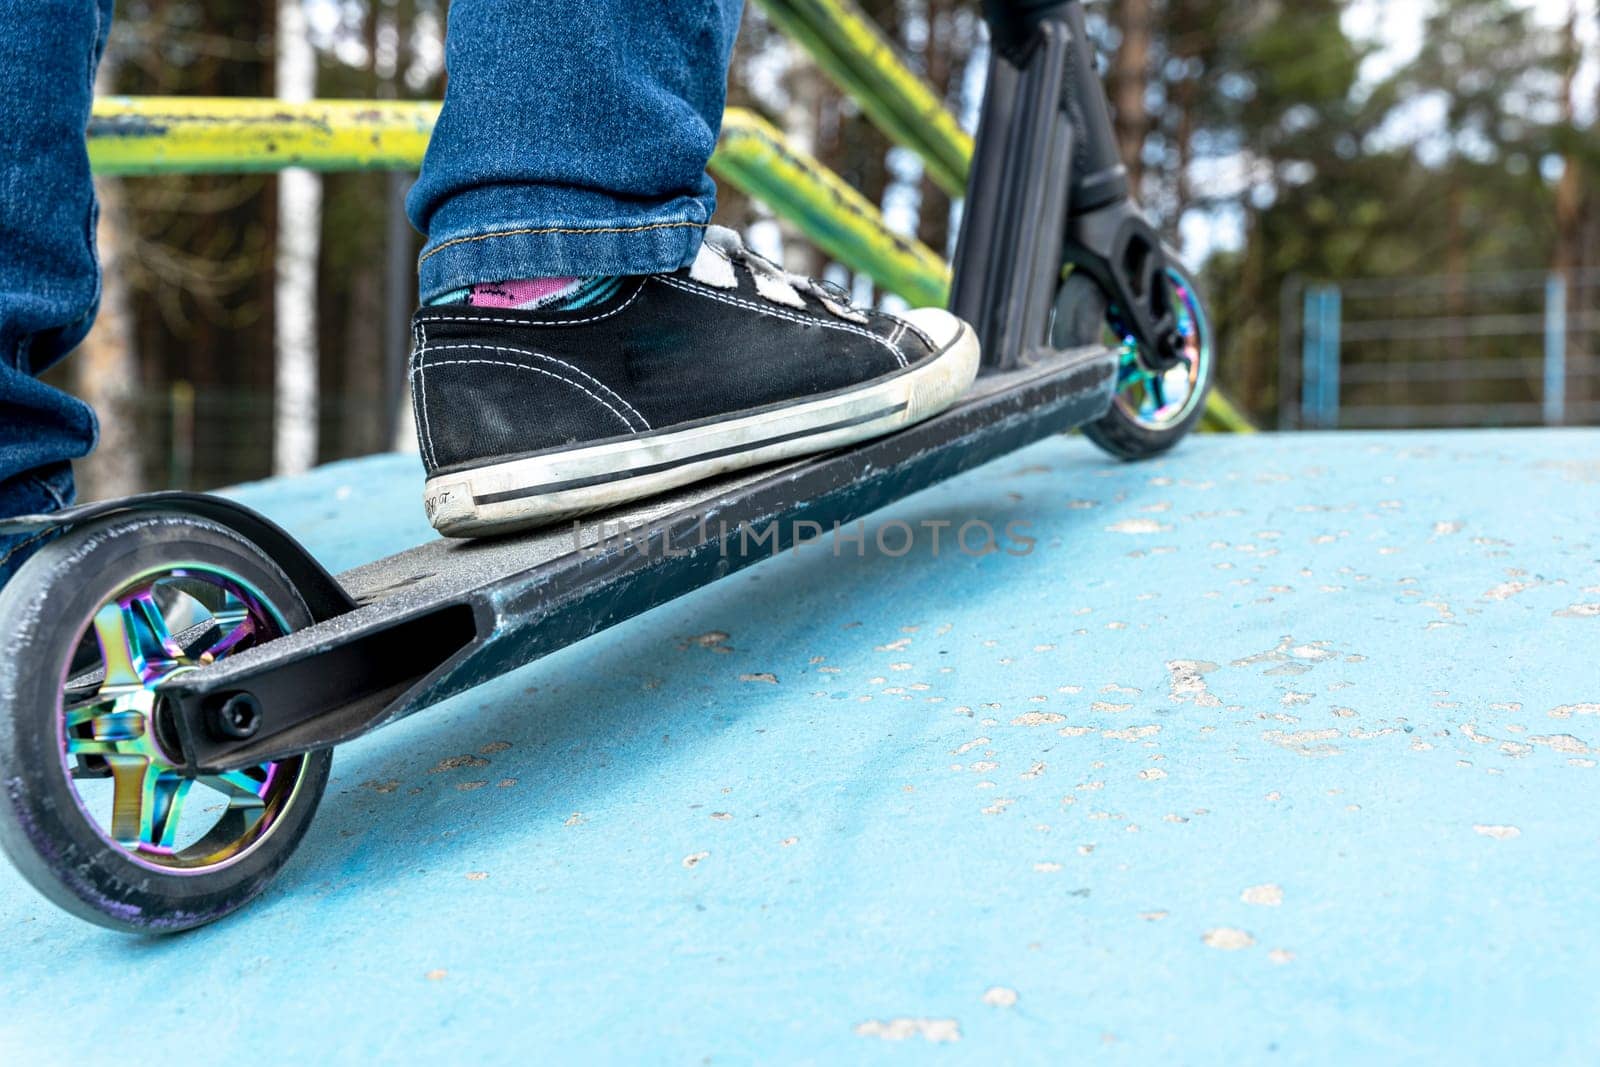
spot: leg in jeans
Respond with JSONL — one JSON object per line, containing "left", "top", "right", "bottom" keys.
{"left": 405, "top": 0, "right": 980, "bottom": 537}
{"left": 0, "top": 0, "right": 112, "bottom": 581}
{"left": 408, "top": 0, "right": 747, "bottom": 301}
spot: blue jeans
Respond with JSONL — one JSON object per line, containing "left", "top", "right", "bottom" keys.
{"left": 410, "top": 0, "right": 745, "bottom": 302}
{"left": 0, "top": 0, "right": 113, "bottom": 580}
{"left": 0, "top": 0, "right": 744, "bottom": 580}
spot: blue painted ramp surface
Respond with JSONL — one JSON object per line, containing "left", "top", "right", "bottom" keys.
{"left": 3, "top": 431, "right": 1598, "bottom": 1064}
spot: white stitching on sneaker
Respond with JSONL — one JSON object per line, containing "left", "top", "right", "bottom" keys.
{"left": 410, "top": 358, "right": 639, "bottom": 435}
{"left": 701, "top": 225, "right": 874, "bottom": 324}
{"left": 409, "top": 319, "right": 422, "bottom": 464}
{"left": 413, "top": 279, "right": 646, "bottom": 328}
{"left": 423, "top": 343, "right": 650, "bottom": 431}
{"left": 654, "top": 276, "right": 907, "bottom": 369}
{"left": 709, "top": 236, "right": 806, "bottom": 308}
{"left": 886, "top": 313, "right": 935, "bottom": 352}
{"left": 415, "top": 321, "right": 438, "bottom": 468}
{"left": 871, "top": 309, "right": 934, "bottom": 352}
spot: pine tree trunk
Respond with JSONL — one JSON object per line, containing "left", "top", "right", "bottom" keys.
{"left": 1172, "top": 75, "right": 1198, "bottom": 240}
{"left": 1444, "top": 177, "right": 1468, "bottom": 407}
{"left": 1551, "top": 0, "right": 1585, "bottom": 420}
{"left": 1589, "top": 3, "right": 1600, "bottom": 422}
{"left": 917, "top": 0, "right": 957, "bottom": 259}
{"left": 1110, "top": 0, "right": 1152, "bottom": 190}
{"left": 75, "top": 173, "right": 145, "bottom": 498}
{"left": 380, "top": 0, "right": 418, "bottom": 453}
{"left": 73, "top": 63, "right": 143, "bottom": 498}
{"left": 1235, "top": 209, "right": 1268, "bottom": 424}
{"left": 779, "top": 47, "right": 827, "bottom": 280}
{"left": 274, "top": 0, "right": 322, "bottom": 475}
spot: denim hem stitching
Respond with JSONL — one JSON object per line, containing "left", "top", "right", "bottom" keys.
{"left": 418, "top": 221, "right": 708, "bottom": 267}
{"left": 0, "top": 529, "right": 53, "bottom": 569}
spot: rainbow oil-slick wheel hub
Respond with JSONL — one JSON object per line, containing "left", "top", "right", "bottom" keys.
{"left": 58, "top": 566, "right": 314, "bottom": 873}
{"left": 1109, "top": 269, "right": 1210, "bottom": 432}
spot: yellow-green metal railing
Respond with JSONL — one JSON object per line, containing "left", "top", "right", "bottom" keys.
{"left": 86, "top": 0, "right": 1252, "bottom": 432}
{"left": 751, "top": 0, "right": 972, "bottom": 198}
{"left": 89, "top": 97, "right": 952, "bottom": 311}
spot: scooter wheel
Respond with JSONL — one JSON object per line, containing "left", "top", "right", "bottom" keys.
{"left": 0, "top": 511, "right": 331, "bottom": 933}
{"left": 1054, "top": 255, "right": 1215, "bottom": 460}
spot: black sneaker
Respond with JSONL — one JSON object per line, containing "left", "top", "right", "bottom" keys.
{"left": 411, "top": 227, "right": 980, "bottom": 537}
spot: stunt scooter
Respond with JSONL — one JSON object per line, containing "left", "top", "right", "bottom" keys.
{"left": 0, "top": 0, "right": 1214, "bottom": 932}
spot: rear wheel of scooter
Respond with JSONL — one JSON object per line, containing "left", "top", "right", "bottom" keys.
{"left": 1054, "top": 255, "right": 1215, "bottom": 460}
{"left": 0, "top": 512, "right": 331, "bottom": 933}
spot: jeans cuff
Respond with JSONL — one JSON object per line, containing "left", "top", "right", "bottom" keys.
{"left": 417, "top": 186, "right": 715, "bottom": 303}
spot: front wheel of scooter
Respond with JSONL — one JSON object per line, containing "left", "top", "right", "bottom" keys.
{"left": 1054, "top": 255, "right": 1215, "bottom": 460}
{"left": 0, "top": 511, "right": 331, "bottom": 933}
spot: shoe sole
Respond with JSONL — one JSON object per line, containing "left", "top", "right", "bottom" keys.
{"left": 423, "top": 309, "right": 982, "bottom": 538}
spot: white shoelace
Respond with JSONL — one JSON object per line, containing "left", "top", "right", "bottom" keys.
{"left": 688, "top": 226, "right": 870, "bottom": 325}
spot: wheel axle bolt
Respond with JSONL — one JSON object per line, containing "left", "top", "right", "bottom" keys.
{"left": 209, "top": 693, "right": 263, "bottom": 741}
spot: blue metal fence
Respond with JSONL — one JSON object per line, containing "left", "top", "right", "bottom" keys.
{"left": 1300, "top": 285, "right": 1342, "bottom": 429}
{"left": 1282, "top": 270, "right": 1599, "bottom": 429}
{"left": 1545, "top": 273, "right": 1568, "bottom": 426}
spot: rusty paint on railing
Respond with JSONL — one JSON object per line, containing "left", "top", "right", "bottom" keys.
{"left": 89, "top": 96, "right": 439, "bottom": 174}
{"left": 711, "top": 112, "right": 951, "bottom": 308}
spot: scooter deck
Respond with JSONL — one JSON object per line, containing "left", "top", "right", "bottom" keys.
{"left": 158, "top": 344, "right": 1118, "bottom": 773}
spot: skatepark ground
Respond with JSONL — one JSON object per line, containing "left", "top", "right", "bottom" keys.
{"left": 4, "top": 429, "right": 1597, "bottom": 1064}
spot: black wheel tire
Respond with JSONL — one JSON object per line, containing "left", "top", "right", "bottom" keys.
{"left": 1055, "top": 256, "right": 1215, "bottom": 461}
{"left": 0, "top": 512, "right": 331, "bottom": 933}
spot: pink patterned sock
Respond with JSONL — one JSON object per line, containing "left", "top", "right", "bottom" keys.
{"left": 466, "top": 277, "right": 581, "bottom": 309}
{"left": 428, "top": 276, "right": 624, "bottom": 311}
